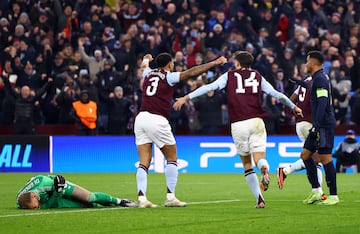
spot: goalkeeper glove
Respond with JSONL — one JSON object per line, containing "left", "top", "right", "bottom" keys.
{"left": 54, "top": 175, "right": 66, "bottom": 193}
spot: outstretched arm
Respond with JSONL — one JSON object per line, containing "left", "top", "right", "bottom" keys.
{"left": 262, "top": 78, "right": 303, "bottom": 118}
{"left": 179, "top": 56, "right": 227, "bottom": 81}
{"left": 173, "top": 73, "right": 228, "bottom": 111}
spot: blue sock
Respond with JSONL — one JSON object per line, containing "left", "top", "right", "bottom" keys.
{"left": 303, "top": 157, "right": 320, "bottom": 188}
{"left": 323, "top": 161, "right": 337, "bottom": 195}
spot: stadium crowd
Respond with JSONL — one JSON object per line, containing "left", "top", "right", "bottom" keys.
{"left": 0, "top": 0, "right": 360, "bottom": 135}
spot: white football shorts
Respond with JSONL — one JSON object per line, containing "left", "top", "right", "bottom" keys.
{"left": 231, "top": 117, "right": 266, "bottom": 156}
{"left": 296, "top": 121, "right": 312, "bottom": 142}
{"left": 134, "top": 111, "right": 176, "bottom": 148}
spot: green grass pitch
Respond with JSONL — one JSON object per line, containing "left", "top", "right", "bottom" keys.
{"left": 0, "top": 173, "right": 359, "bottom": 233}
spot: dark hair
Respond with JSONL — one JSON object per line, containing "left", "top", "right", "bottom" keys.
{"left": 307, "top": 50, "right": 324, "bottom": 64}
{"left": 156, "top": 53, "right": 172, "bottom": 68}
{"left": 234, "top": 51, "right": 254, "bottom": 68}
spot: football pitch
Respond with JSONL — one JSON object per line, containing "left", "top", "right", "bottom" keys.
{"left": 0, "top": 173, "right": 359, "bottom": 234}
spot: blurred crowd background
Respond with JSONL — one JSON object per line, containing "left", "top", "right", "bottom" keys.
{"left": 0, "top": 0, "right": 359, "bottom": 135}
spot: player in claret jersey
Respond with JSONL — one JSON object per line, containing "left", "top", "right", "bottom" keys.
{"left": 173, "top": 51, "right": 303, "bottom": 208}
{"left": 134, "top": 53, "right": 227, "bottom": 208}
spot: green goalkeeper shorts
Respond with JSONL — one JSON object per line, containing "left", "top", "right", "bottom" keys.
{"left": 57, "top": 198, "right": 98, "bottom": 208}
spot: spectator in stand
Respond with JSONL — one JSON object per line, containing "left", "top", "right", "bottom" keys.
{"left": 115, "top": 1, "right": 142, "bottom": 33}
{"left": 54, "top": 0, "right": 77, "bottom": 43}
{"left": 330, "top": 59, "right": 352, "bottom": 125}
{"left": 102, "top": 27, "right": 116, "bottom": 51}
{"left": 76, "top": 69, "right": 99, "bottom": 104}
{"left": 89, "top": 5, "right": 106, "bottom": 34}
{"left": 209, "top": 11, "right": 231, "bottom": 34}
{"left": 205, "top": 23, "right": 226, "bottom": 51}
{"left": 263, "top": 95, "right": 282, "bottom": 135}
{"left": 225, "top": 29, "right": 246, "bottom": 54}
{"left": 0, "top": 60, "right": 17, "bottom": 124}
{"left": 72, "top": 89, "right": 97, "bottom": 136}
{"left": 350, "top": 89, "right": 360, "bottom": 125}
{"left": 18, "top": 38, "right": 36, "bottom": 64}
{"left": 58, "top": 43, "right": 74, "bottom": 65}
{"left": 332, "top": 129, "right": 360, "bottom": 173}
{"left": 96, "top": 61, "right": 121, "bottom": 134}
{"left": 78, "top": 37, "right": 116, "bottom": 82}
{"left": 254, "top": 47, "right": 275, "bottom": 81}
{"left": 143, "top": 0, "right": 165, "bottom": 26}
{"left": 79, "top": 21, "right": 98, "bottom": 48}
{"left": 51, "top": 54, "right": 68, "bottom": 89}
{"left": 16, "top": 60, "right": 46, "bottom": 90}
{"left": 194, "top": 89, "right": 227, "bottom": 135}
{"left": 163, "top": 2, "right": 179, "bottom": 26}
{"left": 101, "top": 4, "right": 121, "bottom": 38}
{"left": 107, "top": 86, "right": 132, "bottom": 135}
{"left": 254, "top": 28, "right": 274, "bottom": 56}
{"left": 342, "top": 52, "right": 360, "bottom": 92}
{"left": 0, "top": 17, "right": 11, "bottom": 51}
{"left": 274, "top": 69, "right": 285, "bottom": 94}
{"left": 114, "top": 34, "right": 137, "bottom": 73}
{"left": 3, "top": 75, "right": 53, "bottom": 134}
{"left": 55, "top": 84, "right": 76, "bottom": 124}
{"left": 67, "top": 50, "right": 88, "bottom": 78}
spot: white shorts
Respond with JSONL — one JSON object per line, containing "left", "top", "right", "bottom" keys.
{"left": 231, "top": 118, "right": 266, "bottom": 156}
{"left": 296, "top": 121, "right": 312, "bottom": 142}
{"left": 134, "top": 111, "right": 176, "bottom": 148}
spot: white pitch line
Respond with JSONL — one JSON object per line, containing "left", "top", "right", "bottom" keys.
{"left": 0, "top": 199, "right": 241, "bottom": 218}
{"left": 187, "top": 199, "right": 241, "bottom": 205}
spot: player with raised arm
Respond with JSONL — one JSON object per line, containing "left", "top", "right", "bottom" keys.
{"left": 17, "top": 175, "right": 136, "bottom": 209}
{"left": 173, "top": 51, "right": 303, "bottom": 208}
{"left": 135, "top": 53, "right": 227, "bottom": 208}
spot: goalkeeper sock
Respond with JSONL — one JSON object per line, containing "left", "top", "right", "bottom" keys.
{"left": 137, "top": 164, "right": 148, "bottom": 196}
{"left": 89, "top": 192, "right": 119, "bottom": 206}
{"left": 245, "top": 169, "right": 263, "bottom": 202}
{"left": 165, "top": 161, "right": 178, "bottom": 194}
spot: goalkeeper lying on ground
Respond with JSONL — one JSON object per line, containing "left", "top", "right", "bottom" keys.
{"left": 16, "top": 174, "right": 137, "bottom": 209}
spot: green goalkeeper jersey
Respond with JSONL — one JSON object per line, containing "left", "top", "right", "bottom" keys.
{"left": 16, "top": 175, "right": 63, "bottom": 209}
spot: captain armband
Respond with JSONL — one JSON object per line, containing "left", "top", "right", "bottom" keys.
{"left": 316, "top": 88, "right": 328, "bottom": 98}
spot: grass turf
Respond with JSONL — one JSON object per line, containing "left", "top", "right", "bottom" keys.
{"left": 0, "top": 173, "right": 359, "bottom": 233}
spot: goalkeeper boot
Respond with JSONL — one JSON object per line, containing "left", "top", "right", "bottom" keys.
{"left": 260, "top": 167, "right": 270, "bottom": 191}
{"left": 318, "top": 196, "right": 339, "bottom": 205}
{"left": 165, "top": 193, "right": 187, "bottom": 207}
{"left": 303, "top": 191, "right": 322, "bottom": 204}
{"left": 138, "top": 196, "right": 158, "bottom": 208}
{"left": 119, "top": 199, "right": 137, "bottom": 208}
{"left": 276, "top": 167, "right": 287, "bottom": 189}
